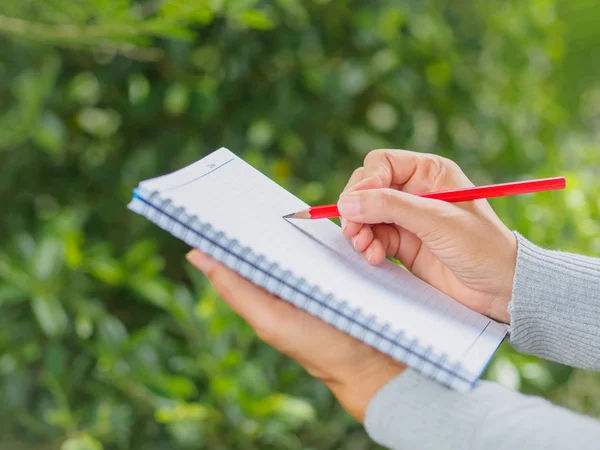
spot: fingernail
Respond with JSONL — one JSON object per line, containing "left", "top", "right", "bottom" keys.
{"left": 351, "top": 235, "right": 358, "bottom": 248}
{"left": 366, "top": 247, "right": 374, "bottom": 263}
{"left": 340, "top": 218, "right": 347, "bottom": 232}
{"left": 337, "top": 195, "right": 361, "bottom": 219}
{"left": 186, "top": 250, "right": 216, "bottom": 273}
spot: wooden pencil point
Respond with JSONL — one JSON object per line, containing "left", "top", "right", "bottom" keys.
{"left": 283, "top": 209, "right": 311, "bottom": 219}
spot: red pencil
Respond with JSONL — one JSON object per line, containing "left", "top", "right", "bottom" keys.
{"left": 283, "top": 176, "right": 566, "bottom": 220}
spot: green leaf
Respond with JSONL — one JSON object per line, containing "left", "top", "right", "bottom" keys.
{"left": 128, "top": 73, "right": 151, "bottom": 105}
{"left": 98, "top": 316, "right": 128, "bottom": 346}
{"left": 64, "top": 230, "right": 84, "bottom": 269}
{"left": 32, "top": 295, "right": 68, "bottom": 337}
{"left": 274, "top": 395, "right": 316, "bottom": 426}
{"left": 237, "top": 9, "right": 274, "bottom": 30}
{"left": 124, "top": 240, "right": 158, "bottom": 268}
{"left": 165, "top": 376, "right": 198, "bottom": 400}
{"left": 68, "top": 72, "right": 101, "bottom": 105}
{"left": 61, "top": 434, "right": 103, "bottom": 450}
{"left": 155, "top": 401, "right": 209, "bottom": 423}
{"left": 33, "top": 111, "right": 66, "bottom": 155}
{"left": 87, "top": 255, "right": 125, "bottom": 286}
{"left": 367, "top": 102, "right": 398, "bottom": 132}
{"left": 159, "top": 0, "right": 215, "bottom": 25}
{"left": 426, "top": 61, "right": 452, "bottom": 87}
{"left": 247, "top": 119, "right": 274, "bottom": 148}
{"left": 128, "top": 278, "right": 172, "bottom": 309}
{"left": 31, "top": 235, "right": 63, "bottom": 281}
{"left": 164, "top": 83, "right": 190, "bottom": 116}
{"left": 76, "top": 108, "right": 121, "bottom": 138}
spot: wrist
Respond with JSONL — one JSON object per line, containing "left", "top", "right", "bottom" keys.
{"left": 492, "top": 228, "right": 518, "bottom": 323}
{"left": 326, "top": 358, "right": 405, "bottom": 423}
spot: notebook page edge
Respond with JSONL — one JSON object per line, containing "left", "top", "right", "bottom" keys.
{"left": 139, "top": 147, "right": 235, "bottom": 192}
{"left": 459, "top": 320, "right": 508, "bottom": 381}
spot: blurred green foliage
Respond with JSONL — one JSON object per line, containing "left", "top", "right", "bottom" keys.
{"left": 1, "top": 0, "right": 599, "bottom": 449}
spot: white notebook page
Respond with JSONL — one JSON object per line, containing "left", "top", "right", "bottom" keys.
{"left": 140, "top": 148, "right": 507, "bottom": 377}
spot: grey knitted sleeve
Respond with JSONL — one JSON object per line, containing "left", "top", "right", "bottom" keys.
{"left": 509, "top": 232, "right": 600, "bottom": 369}
{"left": 363, "top": 233, "right": 600, "bottom": 449}
{"left": 365, "top": 370, "right": 600, "bottom": 450}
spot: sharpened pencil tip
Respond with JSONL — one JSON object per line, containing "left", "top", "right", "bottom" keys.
{"left": 282, "top": 209, "right": 311, "bottom": 219}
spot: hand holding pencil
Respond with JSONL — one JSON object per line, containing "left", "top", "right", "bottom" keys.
{"left": 305, "top": 150, "right": 564, "bottom": 323}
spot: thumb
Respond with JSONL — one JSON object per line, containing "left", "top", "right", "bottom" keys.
{"left": 337, "top": 189, "right": 458, "bottom": 239}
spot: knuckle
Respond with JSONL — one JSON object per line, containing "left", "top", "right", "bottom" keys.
{"left": 364, "top": 149, "right": 395, "bottom": 187}
{"left": 352, "top": 167, "right": 364, "bottom": 178}
{"left": 421, "top": 154, "right": 448, "bottom": 190}
{"left": 344, "top": 167, "right": 365, "bottom": 193}
{"left": 363, "top": 149, "right": 386, "bottom": 166}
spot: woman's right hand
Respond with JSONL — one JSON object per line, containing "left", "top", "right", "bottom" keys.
{"left": 337, "top": 149, "right": 517, "bottom": 324}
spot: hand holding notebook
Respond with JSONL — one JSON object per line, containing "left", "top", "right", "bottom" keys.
{"left": 186, "top": 248, "right": 405, "bottom": 422}
{"left": 128, "top": 148, "right": 511, "bottom": 401}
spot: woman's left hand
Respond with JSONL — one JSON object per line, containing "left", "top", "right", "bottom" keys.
{"left": 186, "top": 249, "right": 405, "bottom": 423}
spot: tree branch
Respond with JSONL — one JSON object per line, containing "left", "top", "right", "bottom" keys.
{"left": 0, "top": 14, "right": 166, "bottom": 61}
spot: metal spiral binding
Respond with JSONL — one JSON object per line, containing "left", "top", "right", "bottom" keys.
{"left": 129, "top": 189, "right": 469, "bottom": 391}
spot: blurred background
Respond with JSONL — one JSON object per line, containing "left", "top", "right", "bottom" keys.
{"left": 1, "top": 0, "right": 599, "bottom": 449}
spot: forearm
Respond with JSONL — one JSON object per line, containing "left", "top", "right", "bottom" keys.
{"left": 365, "top": 370, "right": 600, "bottom": 450}
{"left": 509, "top": 233, "right": 600, "bottom": 369}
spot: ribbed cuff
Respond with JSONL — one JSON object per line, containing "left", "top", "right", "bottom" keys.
{"left": 508, "top": 232, "right": 600, "bottom": 370}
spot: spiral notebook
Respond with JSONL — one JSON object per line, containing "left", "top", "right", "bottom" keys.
{"left": 128, "top": 147, "right": 507, "bottom": 391}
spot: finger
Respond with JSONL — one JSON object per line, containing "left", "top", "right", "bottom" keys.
{"left": 351, "top": 224, "right": 374, "bottom": 252}
{"left": 341, "top": 167, "right": 365, "bottom": 234}
{"left": 361, "top": 224, "right": 420, "bottom": 268}
{"left": 342, "top": 167, "right": 365, "bottom": 193}
{"left": 350, "top": 150, "right": 473, "bottom": 194}
{"left": 361, "top": 225, "right": 396, "bottom": 265}
{"left": 186, "top": 250, "right": 296, "bottom": 344}
{"left": 337, "top": 188, "right": 461, "bottom": 240}
{"left": 360, "top": 225, "right": 444, "bottom": 289}
{"left": 392, "top": 228, "right": 423, "bottom": 272}
{"left": 343, "top": 220, "right": 364, "bottom": 238}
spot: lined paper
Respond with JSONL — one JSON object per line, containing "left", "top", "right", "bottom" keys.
{"left": 137, "top": 148, "right": 507, "bottom": 379}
